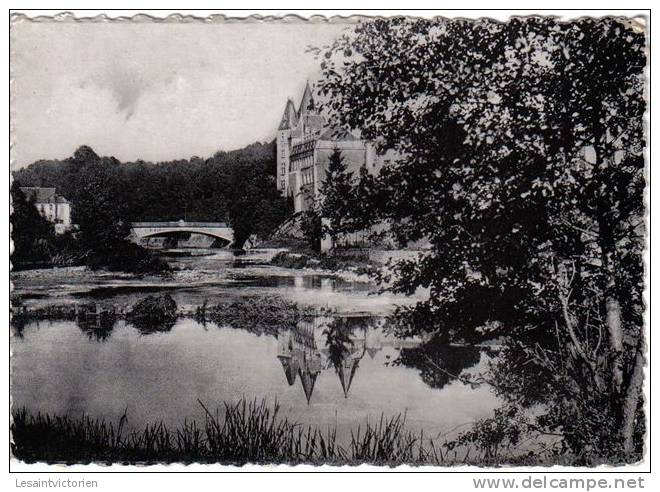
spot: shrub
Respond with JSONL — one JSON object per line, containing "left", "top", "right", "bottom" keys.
{"left": 127, "top": 294, "right": 178, "bottom": 333}
{"left": 270, "top": 251, "right": 310, "bottom": 269}
{"left": 209, "top": 296, "right": 312, "bottom": 335}
{"left": 86, "top": 241, "right": 170, "bottom": 274}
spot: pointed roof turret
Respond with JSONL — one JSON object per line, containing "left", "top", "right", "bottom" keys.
{"left": 336, "top": 358, "right": 360, "bottom": 398}
{"left": 299, "top": 368, "right": 318, "bottom": 404}
{"left": 277, "top": 355, "right": 299, "bottom": 386}
{"left": 298, "top": 81, "right": 315, "bottom": 117}
{"left": 278, "top": 99, "right": 299, "bottom": 130}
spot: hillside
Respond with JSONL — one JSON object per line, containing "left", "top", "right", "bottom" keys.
{"left": 13, "top": 140, "right": 280, "bottom": 224}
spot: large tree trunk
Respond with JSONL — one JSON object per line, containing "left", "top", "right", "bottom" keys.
{"left": 598, "top": 222, "right": 625, "bottom": 394}
{"left": 605, "top": 276, "right": 625, "bottom": 393}
{"left": 591, "top": 115, "right": 626, "bottom": 394}
{"left": 621, "top": 336, "right": 645, "bottom": 457}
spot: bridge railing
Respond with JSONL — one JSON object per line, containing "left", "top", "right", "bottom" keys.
{"left": 131, "top": 221, "right": 229, "bottom": 228}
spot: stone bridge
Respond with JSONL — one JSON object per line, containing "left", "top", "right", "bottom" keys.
{"left": 130, "top": 221, "right": 234, "bottom": 246}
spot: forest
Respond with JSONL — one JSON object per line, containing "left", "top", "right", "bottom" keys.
{"left": 12, "top": 140, "right": 292, "bottom": 250}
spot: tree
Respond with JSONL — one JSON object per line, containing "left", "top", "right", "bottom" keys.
{"left": 69, "top": 147, "right": 131, "bottom": 254}
{"left": 13, "top": 141, "right": 278, "bottom": 224}
{"left": 314, "top": 17, "right": 646, "bottom": 463}
{"left": 10, "top": 181, "right": 55, "bottom": 264}
{"left": 318, "top": 148, "right": 355, "bottom": 244}
{"left": 63, "top": 146, "right": 168, "bottom": 273}
{"left": 299, "top": 205, "right": 323, "bottom": 252}
{"left": 225, "top": 160, "right": 292, "bottom": 248}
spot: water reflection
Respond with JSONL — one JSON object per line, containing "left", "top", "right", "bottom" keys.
{"left": 277, "top": 323, "right": 322, "bottom": 404}
{"left": 12, "top": 316, "right": 501, "bottom": 439}
{"left": 232, "top": 274, "right": 371, "bottom": 293}
{"left": 76, "top": 311, "right": 117, "bottom": 342}
{"left": 322, "top": 317, "right": 367, "bottom": 399}
{"left": 20, "top": 309, "right": 480, "bottom": 401}
{"left": 394, "top": 339, "right": 482, "bottom": 390}
{"left": 276, "top": 316, "right": 438, "bottom": 404}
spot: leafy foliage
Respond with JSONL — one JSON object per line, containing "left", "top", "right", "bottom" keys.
{"left": 12, "top": 401, "right": 445, "bottom": 465}
{"left": 314, "top": 16, "right": 646, "bottom": 463}
{"left": 210, "top": 297, "right": 313, "bottom": 336}
{"left": 299, "top": 207, "right": 323, "bottom": 251}
{"left": 394, "top": 339, "right": 482, "bottom": 390}
{"left": 10, "top": 182, "right": 57, "bottom": 265}
{"left": 14, "top": 142, "right": 291, "bottom": 248}
{"left": 127, "top": 294, "right": 178, "bottom": 333}
{"left": 318, "top": 148, "right": 356, "bottom": 240}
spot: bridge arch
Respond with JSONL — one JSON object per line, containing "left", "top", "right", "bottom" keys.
{"left": 130, "top": 221, "right": 234, "bottom": 247}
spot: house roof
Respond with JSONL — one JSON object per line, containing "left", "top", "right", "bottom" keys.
{"left": 319, "top": 128, "right": 360, "bottom": 141}
{"left": 20, "top": 187, "right": 58, "bottom": 204}
{"left": 366, "top": 347, "right": 381, "bottom": 359}
{"left": 302, "top": 114, "right": 325, "bottom": 132}
{"left": 20, "top": 187, "right": 70, "bottom": 204}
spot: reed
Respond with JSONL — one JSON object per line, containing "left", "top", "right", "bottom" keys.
{"left": 11, "top": 399, "right": 446, "bottom": 466}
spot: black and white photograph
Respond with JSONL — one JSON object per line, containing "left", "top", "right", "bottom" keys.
{"left": 8, "top": 8, "right": 650, "bottom": 472}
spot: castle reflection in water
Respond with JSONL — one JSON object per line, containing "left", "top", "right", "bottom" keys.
{"left": 277, "top": 316, "right": 428, "bottom": 404}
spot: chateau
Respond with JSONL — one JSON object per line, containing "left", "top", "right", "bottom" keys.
{"left": 276, "top": 82, "right": 393, "bottom": 213}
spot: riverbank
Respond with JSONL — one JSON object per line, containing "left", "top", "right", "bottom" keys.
{"left": 10, "top": 401, "right": 435, "bottom": 465}
{"left": 11, "top": 398, "right": 545, "bottom": 466}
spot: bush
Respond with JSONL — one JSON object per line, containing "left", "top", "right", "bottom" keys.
{"left": 127, "top": 294, "right": 178, "bottom": 333}
{"left": 271, "top": 251, "right": 379, "bottom": 278}
{"left": 86, "top": 241, "right": 170, "bottom": 274}
{"left": 270, "top": 251, "right": 310, "bottom": 269}
{"left": 209, "top": 296, "right": 312, "bottom": 335}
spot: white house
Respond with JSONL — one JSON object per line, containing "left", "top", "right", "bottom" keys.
{"left": 20, "top": 187, "right": 72, "bottom": 234}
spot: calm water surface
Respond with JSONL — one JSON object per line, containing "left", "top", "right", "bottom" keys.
{"left": 11, "top": 249, "right": 501, "bottom": 443}
{"left": 11, "top": 249, "right": 412, "bottom": 315}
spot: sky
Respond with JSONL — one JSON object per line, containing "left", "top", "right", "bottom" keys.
{"left": 10, "top": 19, "right": 349, "bottom": 168}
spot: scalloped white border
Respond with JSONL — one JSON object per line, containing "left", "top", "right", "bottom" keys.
{"left": 5, "top": 7, "right": 652, "bottom": 478}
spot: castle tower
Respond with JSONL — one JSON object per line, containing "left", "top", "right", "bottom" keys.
{"left": 276, "top": 99, "right": 298, "bottom": 195}
{"left": 365, "top": 327, "right": 383, "bottom": 360}
{"left": 299, "top": 81, "right": 314, "bottom": 117}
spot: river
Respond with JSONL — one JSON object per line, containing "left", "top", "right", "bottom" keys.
{"left": 10, "top": 248, "right": 501, "bottom": 446}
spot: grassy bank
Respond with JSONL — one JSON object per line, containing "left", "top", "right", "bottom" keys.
{"left": 12, "top": 400, "right": 443, "bottom": 466}
{"left": 11, "top": 399, "right": 563, "bottom": 466}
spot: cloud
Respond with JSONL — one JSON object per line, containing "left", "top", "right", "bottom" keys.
{"left": 11, "top": 21, "right": 346, "bottom": 167}
{"left": 88, "top": 66, "right": 161, "bottom": 120}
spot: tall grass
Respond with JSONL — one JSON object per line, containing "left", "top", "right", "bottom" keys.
{"left": 11, "top": 399, "right": 444, "bottom": 465}
{"left": 12, "top": 399, "right": 561, "bottom": 465}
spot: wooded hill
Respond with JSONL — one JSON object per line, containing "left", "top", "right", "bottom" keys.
{"left": 12, "top": 141, "right": 292, "bottom": 247}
